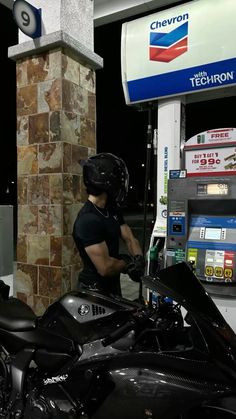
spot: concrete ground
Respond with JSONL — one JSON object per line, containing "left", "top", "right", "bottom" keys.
{"left": 120, "top": 273, "right": 141, "bottom": 300}
{"left": 121, "top": 274, "right": 149, "bottom": 303}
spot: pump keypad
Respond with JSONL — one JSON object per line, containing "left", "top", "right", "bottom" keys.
{"left": 214, "top": 267, "right": 224, "bottom": 277}
{"left": 224, "top": 268, "right": 233, "bottom": 279}
{"left": 205, "top": 266, "right": 214, "bottom": 276}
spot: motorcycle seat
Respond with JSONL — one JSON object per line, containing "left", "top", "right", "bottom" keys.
{"left": 0, "top": 297, "right": 37, "bottom": 331}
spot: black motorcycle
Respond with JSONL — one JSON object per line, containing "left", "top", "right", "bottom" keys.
{"left": 0, "top": 262, "right": 236, "bottom": 418}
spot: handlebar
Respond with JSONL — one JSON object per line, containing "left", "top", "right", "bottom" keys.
{"left": 102, "top": 319, "right": 137, "bottom": 347}
{"left": 102, "top": 309, "right": 149, "bottom": 347}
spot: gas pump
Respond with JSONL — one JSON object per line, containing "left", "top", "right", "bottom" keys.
{"left": 166, "top": 128, "right": 236, "bottom": 331}
{"left": 167, "top": 174, "right": 236, "bottom": 293}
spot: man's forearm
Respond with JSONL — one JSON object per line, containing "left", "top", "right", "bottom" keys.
{"left": 126, "top": 237, "right": 143, "bottom": 256}
{"left": 97, "top": 257, "right": 126, "bottom": 277}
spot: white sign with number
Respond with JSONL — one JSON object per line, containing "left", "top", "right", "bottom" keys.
{"left": 13, "top": 0, "right": 41, "bottom": 39}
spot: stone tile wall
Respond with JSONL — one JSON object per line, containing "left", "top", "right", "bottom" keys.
{"left": 16, "top": 48, "right": 96, "bottom": 314}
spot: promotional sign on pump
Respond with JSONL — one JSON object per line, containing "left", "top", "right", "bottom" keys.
{"left": 184, "top": 128, "right": 236, "bottom": 176}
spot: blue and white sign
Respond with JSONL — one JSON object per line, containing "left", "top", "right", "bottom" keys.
{"left": 13, "top": 0, "right": 41, "bottom": 39}
{"left": 121, "top": 0, "right": 236, "bottom": 104}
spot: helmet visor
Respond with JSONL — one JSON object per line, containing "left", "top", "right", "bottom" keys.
{"left": 115, "top": 163, "right": 129, "bottom": 206}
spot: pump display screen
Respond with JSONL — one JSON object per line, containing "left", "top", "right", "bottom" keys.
{"left": 197, "top": 183, "right": 228, "bottom": 195}
{"left": 173, "top": 224, "right": 182, "bottom": 233}
{"left": 204, "top": 228, "right": 222, "bottom": 240}
{"left": 207, "top": 184, "right": 228, "bottom": 195}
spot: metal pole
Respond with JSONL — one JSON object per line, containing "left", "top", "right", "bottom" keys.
{"left": 140, "top": 107, "right": 152, "bottom": 299}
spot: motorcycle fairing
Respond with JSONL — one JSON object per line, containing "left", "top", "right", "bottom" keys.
{"left": 143, "top": 262, "right": 236, "bottom": 380}
{"left": 143, "top": 262, "right": 228, "bottom": 327}
{"left": 203, "top": 395, "right": 236, "bottom": 417}
{"left": 92, "top": 367, "right": 231, "bottom": 419}
{"left": 58, "top": 352, "right": 236, "bottom": 419}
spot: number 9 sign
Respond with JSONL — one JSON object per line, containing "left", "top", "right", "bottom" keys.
{"left": 13, "top": 0, "right": 41, "bottom": 39}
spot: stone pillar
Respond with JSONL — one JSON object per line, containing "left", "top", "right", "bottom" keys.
{"left": 8, "top": 2, "right": 103, "bottom": 314}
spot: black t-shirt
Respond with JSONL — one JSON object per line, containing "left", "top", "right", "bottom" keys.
{"left": 73, "top": 200, "right": 125, "bottom": 295}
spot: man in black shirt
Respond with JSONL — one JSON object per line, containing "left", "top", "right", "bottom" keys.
{"left": 73, "top": 153, "right": 145, "bottom": 297}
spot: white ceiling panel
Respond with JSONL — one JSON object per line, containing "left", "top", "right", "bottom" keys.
{"left": 94, "top": 0, "right": 181, "bottom": 26}
{"left": 0, "top": 0, "right": 183, "bottom": 26}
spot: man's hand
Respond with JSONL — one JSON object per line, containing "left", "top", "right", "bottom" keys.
{"left": 120, "top": 254, "right": 145, "bottom": 282}
{"left": 119, "top": 253, "right": 133, "bottom": 266}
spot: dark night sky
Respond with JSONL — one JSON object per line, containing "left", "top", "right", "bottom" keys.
{"left": 0, "top": 4, "right": 17, "bottom": 204}
{"left": 94, "top": 20, "right": 148, "bottom": 204}
{"left": 1, "top": 2, "right": 236, "bottom": 208}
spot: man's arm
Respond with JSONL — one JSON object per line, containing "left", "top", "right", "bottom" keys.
{"left": 120, "top": 224, "right": 143, "bottom": 256}
{"left": 120, "top": 223, "right": 146, "bottom": 282}
{"left": 85, "top": 241, "right": 126, "bottom": 277}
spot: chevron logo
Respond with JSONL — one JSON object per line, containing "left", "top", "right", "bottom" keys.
{"left": 150, "top": 21, "right": 188, "bottom": 63}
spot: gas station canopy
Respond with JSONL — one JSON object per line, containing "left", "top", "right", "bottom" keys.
{"left": 93, "top": 0, "right": 180, "bottom": 26}
{"left": 1, "top": 0, "right": 187, "bottom": 26}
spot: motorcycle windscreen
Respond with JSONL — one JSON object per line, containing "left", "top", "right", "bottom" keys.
{"left": 143, "top": 262, "right": 229, "bottom": 328}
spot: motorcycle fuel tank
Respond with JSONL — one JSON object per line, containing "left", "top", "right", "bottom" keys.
{"left": 59, "top": 289, "right": 137, "bottom": 323}
{"left": 41, "top": 290, "right": 139, "bottom": 345}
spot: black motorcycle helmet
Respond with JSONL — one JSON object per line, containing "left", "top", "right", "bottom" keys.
{"left": 82, "top": 152, "right": 129, "bottom": 206}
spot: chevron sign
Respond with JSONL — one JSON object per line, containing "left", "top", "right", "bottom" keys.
{"left": 121, "top": 0, "right": 236, "bottom": 104}
{"left": 150, "top": 17, "right": 188, "bottom": 62}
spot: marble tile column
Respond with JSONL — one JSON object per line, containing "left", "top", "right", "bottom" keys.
{"left": 8, "top": 0, "right": 102, "bottom": 314}
{"left": 14, "top": 47, "right": 101, "bottom": 314}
